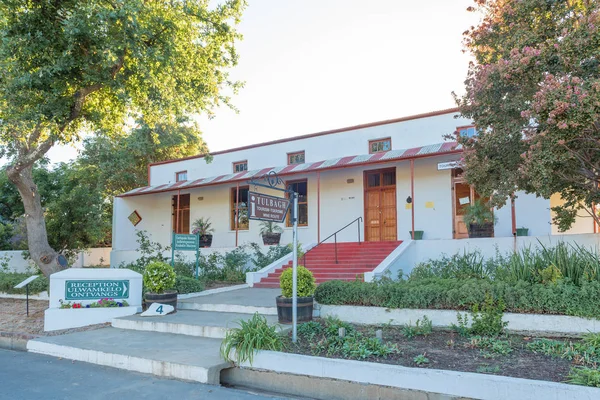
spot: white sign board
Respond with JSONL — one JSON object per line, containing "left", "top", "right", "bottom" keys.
{"left": 141, "top": 302, "right": 175, "bottom": 317}
{"left": 14, "top": 275, "right": 39, "bottom": 289}
{"left": 437, "top": 161, "right": 460, "bottom": 170}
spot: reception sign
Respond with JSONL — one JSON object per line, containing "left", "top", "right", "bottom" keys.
{"left": 65, "top": 280, "right": 130, "bottom": 300}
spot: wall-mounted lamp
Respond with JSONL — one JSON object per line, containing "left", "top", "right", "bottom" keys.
{"left": 406, "top": 196, "right": 412, "bottom": 204}
{"left": 346, "top": 179, "right": 354, "bottom": 184}
{"left": 198, "top": 197, "right": 204, "bottom": 201}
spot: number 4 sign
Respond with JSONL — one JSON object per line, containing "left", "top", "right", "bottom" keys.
{"left": 140, "top": 302, "right": 175, "bottom": 317}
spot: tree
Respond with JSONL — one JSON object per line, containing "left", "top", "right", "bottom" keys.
{"left": 0, "top": 1, "right": 246, "bottom": 277}
{"left": 455, "top": 0, "right": 600, "bottom": 231}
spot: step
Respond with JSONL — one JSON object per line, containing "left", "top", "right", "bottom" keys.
{"left": 27, "top": 327, "right": 230, "bottom": 385}
{"left": 178, "top": 288, "right": 280, "bottom": 315}
{"left": 112, "top": 310, "right": 282, "bottom": 339}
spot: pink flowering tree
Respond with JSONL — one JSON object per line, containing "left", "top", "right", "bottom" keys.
{"left": 455, "top": 0, "right": 600, "bottom": 231}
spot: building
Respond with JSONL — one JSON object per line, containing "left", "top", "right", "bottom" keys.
{"left": 111, "top": 107, "right": 595, "bottom": 267}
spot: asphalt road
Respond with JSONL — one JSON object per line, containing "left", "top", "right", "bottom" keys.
{"left": 0, "top": 349, "right": 293, "bottom": 400}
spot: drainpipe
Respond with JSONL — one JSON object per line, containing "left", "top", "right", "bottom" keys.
{"left": 235, "top": 182, "right": 239, "bottom": 247}
{"left": 176, "top": 189, "right": 181, "bottom": 234}
{"left": 410, "top": 159, "right": 415, "bottom": 240}
{"left": 317, "top": 171, "right": 321, "bottom": 243}
{"left": 511, "top": 195, "right": 517, "bottom": 252}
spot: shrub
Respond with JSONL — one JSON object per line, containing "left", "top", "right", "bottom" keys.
{"left": 567, "top": 367, "right": 600, "bottom": 387}
{"left": 251, "top": 243, "right": 291, "bottom": 270}
{"left": 314, "top": 278, "right": 600, "bottom": 318}
{"left": 470, "top": 293, "right": 508, "bottom": 336}
{"left": 0, "top": 272, "right": 48, "bottom": 294}
{"left": 143, "top": 261, "right": 176, "bottom": 294}
{"left": 175, "top": 276, "right": 204, "bottom": 294}
{"left": 280, "top": 265, "right": 316, "bottom": 298}
{"left": 220, "top": 313, "right": 284, "bottom": 364}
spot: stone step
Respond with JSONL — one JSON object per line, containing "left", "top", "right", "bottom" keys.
{"left": 27, "top": 327, "right": 230, "bottom": 385}
{"left": 178, "top": 288, "right": 279, "bottom": 315}
{"left": 112, "top": 310, "right": 282, "bottom": 339}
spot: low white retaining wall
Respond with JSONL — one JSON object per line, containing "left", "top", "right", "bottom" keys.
{"left": 239, "top": 351, "right": 599, "bottom": 400}
{"left": 370, "top": 233, "right": 600, "bottom": 279}
{"left": 1, "top": 248, "right": 111, "bottom": 273}
{"left": 319, "top": 305, "right": 600, "bottom": 336}
{"left": 44, "top": 306, "right": 140, "bottom": 331}
{"left": 246, "top": 243, "right": 316, "bottom": 286}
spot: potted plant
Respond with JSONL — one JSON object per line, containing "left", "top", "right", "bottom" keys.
{"left": 408, "top": 230, "right": 424, "bottom": 240}
{"left": 143, "top": 261, "right": 178, "bottom": 311}
{"left": 516, "top": 227, "right": 529, "bottom": 236}
{"left": 276, "top": 265, "right": 316, "bottom": 324}
{"left": 463, "top": 199, "right": 497, "bottom": 238}
{"left": 260, "top": 221, "right": 283, "bottom": 245}
{"left": 192, "top": 217, "right": 215, "bottom": 248}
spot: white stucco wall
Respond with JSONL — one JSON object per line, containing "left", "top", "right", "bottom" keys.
{"left": 149, "top": 111, "right": 472, "bottom": 186}
{"left": 1, "top": 248, "right": 111, "bottom": 273}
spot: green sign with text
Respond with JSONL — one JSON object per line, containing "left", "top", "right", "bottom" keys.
{"left": 65, "top": 280, "right": 130, "bottom": 300}
{"left": 173, "top": 234, "right": 199, "bottom": 251}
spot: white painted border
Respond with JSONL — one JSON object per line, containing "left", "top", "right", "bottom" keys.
{"left": 364, "top": 240, "right": 412, "bottom": 282}
{"left": 238, "top": 350, "right": 600, "bottom": 400}
{"left": 177, "top": 284, "right": 248, "bottom": 299}
{"left": 245, "top": 243, "right": 316, "bottom": 286}
{"left": 0, "top": 291, "right": 49, "bottom": 300}
{"left": 44, "top": 306, "right": 141, "bottom": 331}
{"left": 320, "top": 305, "right": 600, "bottom": 336}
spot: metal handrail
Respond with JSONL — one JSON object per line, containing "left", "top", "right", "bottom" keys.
{"left": 302, "top": 217, "right": 362, "bottom": 266}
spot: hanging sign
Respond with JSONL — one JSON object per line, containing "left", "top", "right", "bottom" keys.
{"left": 437, "top": 161, "right": 460, "bottom": 170}
{"left": 248, "top": 191, "right": 291, "bottom": 223}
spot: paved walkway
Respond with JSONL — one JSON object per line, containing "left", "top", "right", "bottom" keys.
{"left": 0, "top": 349, "right": 294, "bottom": 400}
{"left": 179, "top": 288, "right": 280, "bottom": 308}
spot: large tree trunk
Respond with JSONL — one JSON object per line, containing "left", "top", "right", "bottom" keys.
{"left": 6, "top": 164, "right": 64, "bottom": 277}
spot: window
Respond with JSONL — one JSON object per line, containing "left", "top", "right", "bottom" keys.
{"left": 458, "top": 126, "right": 477, "bottom": 138}
{"left": 176, "top": 171, "right": 188, "bottom": 182}
{"left": 233, "top": 161, "right": 248, "bottom": 173}
{"left": 172, "top": 194, "right": 190, "bottom": 234}
{"left": 286, "top": 180, "right": 308, "bottom": 227}
{"left": 231, "top": 186, "right": 249, "bottom": 230}
{"left": 369, "top": 138, "right": 391, "bottom": 154}
{"left": 287, "top": 151, "right": 305, "bottom": 165}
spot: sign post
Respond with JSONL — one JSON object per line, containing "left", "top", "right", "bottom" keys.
{"left": 247, "top": 171, "right": 299, "bottom": 343}
{"left": 171, "top": 232, "right": 201, "bottom": 280}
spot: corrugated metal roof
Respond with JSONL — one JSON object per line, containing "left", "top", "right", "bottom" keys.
{"left": 119, "top": 141, "right": 461, "bottom": 197}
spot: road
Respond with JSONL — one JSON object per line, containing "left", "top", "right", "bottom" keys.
{"left": 0, "top": 349, "right": 293, "bottom": 400}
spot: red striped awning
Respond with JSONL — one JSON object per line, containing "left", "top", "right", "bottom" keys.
{"left": 119, "top": 141, "right": 461, "bottom": 197}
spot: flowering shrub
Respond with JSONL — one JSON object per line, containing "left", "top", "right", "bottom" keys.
{"left": 59, "top": 298, "right": 129, "bottom": 309}
{"left": 143, "top": 261, "right": 176, "bottom": 294}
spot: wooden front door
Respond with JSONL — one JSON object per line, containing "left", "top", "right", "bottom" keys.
{"left": 364, "top": 169, "right": 397, "bottom": 241}
{"left": 452, "top": 169, "right": 492, "bottom": 239}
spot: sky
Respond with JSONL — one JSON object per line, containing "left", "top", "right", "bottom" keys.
{"left": 44, "top": 0, "right": 480, "bottom": 164}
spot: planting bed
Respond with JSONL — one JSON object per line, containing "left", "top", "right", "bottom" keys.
{"left": 283, "top": 318, "right": 598, "bottom": 386}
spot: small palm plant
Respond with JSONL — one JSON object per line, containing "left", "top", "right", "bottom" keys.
{"left": 192, "top": 217, "right": 215, "bottom": 236}
{"left": 260, "top": 221, "right": 283, "bottom": 245}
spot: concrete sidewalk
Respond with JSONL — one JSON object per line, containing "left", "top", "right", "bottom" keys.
{"left": 179, "top": 288, "right": 280, "bottom": 315}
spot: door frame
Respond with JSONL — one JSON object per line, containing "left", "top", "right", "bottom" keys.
{"left": 363, "top": 167, "right": 397, "bottom": 242}
{"left": 451, "top": 169, "right": 494, "bottom": 239}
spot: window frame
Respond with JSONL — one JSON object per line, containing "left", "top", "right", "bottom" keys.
{"left": 368, "top": 137, "right": 392, "bottom": 154}
{"left": 287, "top": 151, "right": 305, "bottom": 165}
{"left": 286, "top": 179, "right": 308, "bottom": 227}
{"left": 175, "top": 170, "right": 188, "bottom": 182}
{"left": 457, "top": 125, "right": 477, "bottom": 139}
{"left": 230, "top": 186, "right": 250, "bottom": 231}
{"left": 171, "top": 194, "right": 190, "bottom": 234}
{"left": 233, "top": 160, "right": 248, "bottom": 173}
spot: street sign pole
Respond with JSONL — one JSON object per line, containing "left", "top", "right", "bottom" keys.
{"left": 171, "top": 231, "right": 175, "bottom": 267}
{"left": 292, "top": 192, "right": 298, "bottom": 343}
{"left": 195, "top": 233, "right": 200, "bottom": 280}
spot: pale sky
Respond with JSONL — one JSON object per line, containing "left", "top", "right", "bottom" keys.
{"left": 44, "top": 0, "right": 479, "bottom": 164}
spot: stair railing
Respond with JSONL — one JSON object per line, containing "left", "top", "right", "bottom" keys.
{"left": 302, "top": 217, "right": 362, "bottom": 267}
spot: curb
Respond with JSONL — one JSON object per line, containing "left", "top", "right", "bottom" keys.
{"left": 0, "top": 331, "right": 39, "bottom": 352}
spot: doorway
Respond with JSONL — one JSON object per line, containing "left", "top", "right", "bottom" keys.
{"left": 452, "top": 169, "right": 492, "bottom": 239}
{"left": 364, "top": 168, "right": 397, "bottom": 241}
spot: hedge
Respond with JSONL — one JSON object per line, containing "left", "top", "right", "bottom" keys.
{"left": 314, "top": 278, "right": 600, "bottom": 318}
{"left": 0, "top": 272, "right": 49, "bottom": 295}
{"left": 175, "top": 276, "right": 205, "bottom": 294}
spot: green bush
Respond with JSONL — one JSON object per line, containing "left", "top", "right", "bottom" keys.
{"left": 220, "top": 313, "right": 284, "bottom": 365}
{"left": 314, "top": 278, "right": 600, "bottom": 318}
{"left": 175, "top": 276, "right": 204, "bottom": 294}
{"left": 280, "top": 265, "right": 316, "bottom": 298}
{"left": 470, "top": 293, "right": 508, "bottom": 336}
{"left": 143, "top": 261, "right": 176, "bottom": 294}
{"left": 0, "top": 272, "right": 48, "bottom": 294}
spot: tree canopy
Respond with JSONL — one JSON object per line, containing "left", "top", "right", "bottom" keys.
{"left": 455, "top": 0, "right": 600, "bottom": 231}
{"left": 0, "top": 0, "right": 246, "bottom": 276}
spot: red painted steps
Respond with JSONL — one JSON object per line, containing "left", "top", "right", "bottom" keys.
{"left": 254, "top": 241, "right": 402, "bottom": 289}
